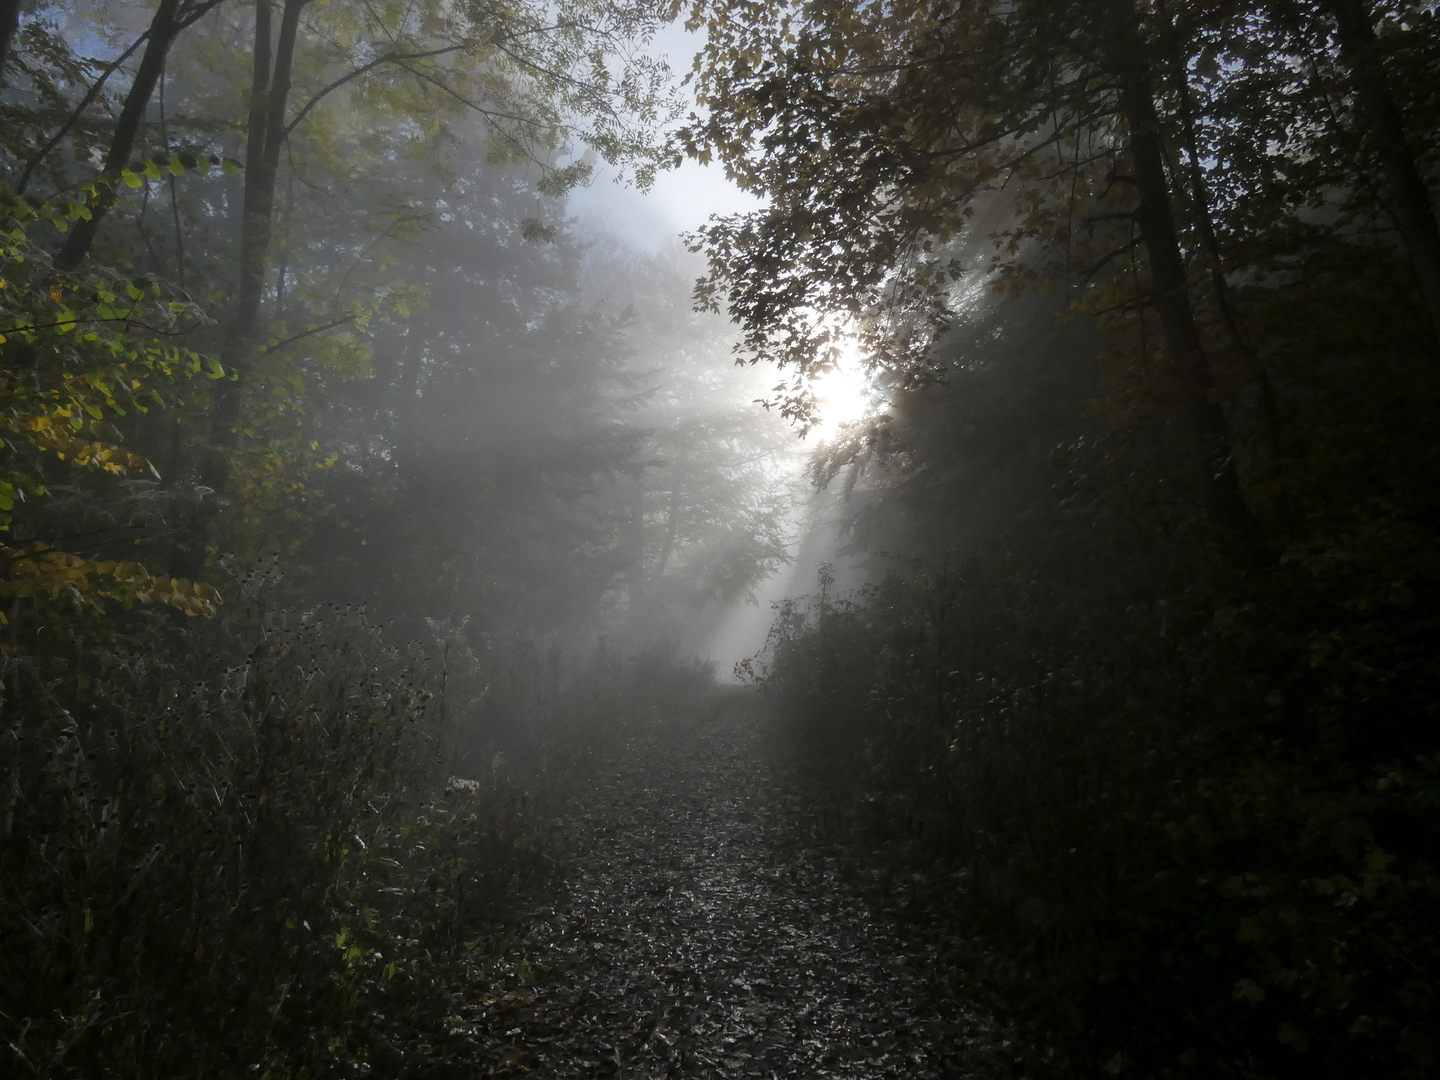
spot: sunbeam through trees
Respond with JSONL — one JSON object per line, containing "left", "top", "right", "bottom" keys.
{"left": 2, "top": 0, "right": 1438, "bottom": 1077}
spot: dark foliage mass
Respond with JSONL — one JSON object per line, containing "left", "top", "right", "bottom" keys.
{"left": 3, "top": 566, "right": 550, "bottom": 1075}
{"left": 4, "top": 0, "right": 1440, "bottom": 1077}
{"left": 700, "top": 0, "right": 1440, "bottom": 1071}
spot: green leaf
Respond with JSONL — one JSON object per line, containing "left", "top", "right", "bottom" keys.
{"left": 120, "top": 169, "right": 143, "bottom": 189}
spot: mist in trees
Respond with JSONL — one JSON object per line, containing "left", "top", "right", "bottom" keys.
{"left": 0, "top": 1, "right": 796, "bottom": 1069}
{"left": 683, "top": 0, "right": 1440, "bottom": 1074}
{"left": 3, "top": 0, "right": 1439, "bottom": 1077}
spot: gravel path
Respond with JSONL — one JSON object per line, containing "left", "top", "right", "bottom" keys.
{"left": 493, "top": 691, "right": 1010, "bottom": 1079}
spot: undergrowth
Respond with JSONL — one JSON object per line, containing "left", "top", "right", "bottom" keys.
{"left": 753, "top": 554, "right": 1440, "bottom": 1079}
{"left": 1, "top": 554, "right": 720, "bottom": 1078}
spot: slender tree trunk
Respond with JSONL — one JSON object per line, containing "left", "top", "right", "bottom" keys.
{"left": 0, "top": 0, "right": 22, "bottom": 83}
{"left": 178, "top": 0, "right": 302, "bottom": 575}
{"left": 227, "top": 0, "right": 302, "bottom": 354}
{"left": 1158, "top": 0, "right": 1249, "bottom": 356}
{"left": 1106, "top": 11, "right": 1264, "bottom": 548}
{"left": 1177, "top": 59, "right": 1283, "bottom": 464}
{"left": 1159, "top": 1, "right": 1285, "bottom": 468}
{"left": 54, "top": 0, "right": 185, "bottom": 271}
{"left": 1327, "top": 0, "right": 1440, "bottom": 342}
{"left": 242, "top": 0, "right": 274, "bottom": 224}
{"left": 203, "top": 0, "right": 303, "bottom": 482}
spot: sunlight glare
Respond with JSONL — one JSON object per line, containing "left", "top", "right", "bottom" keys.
{"left": 807, "top": 357, "right": 872, "bottom": 443}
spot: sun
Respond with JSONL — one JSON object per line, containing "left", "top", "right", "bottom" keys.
{"left": 807, "top": 355, "right": 872, "bottom": 443}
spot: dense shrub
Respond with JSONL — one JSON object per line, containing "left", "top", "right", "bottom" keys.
{"left": 0, "top": 565, "right": 551, "bottom": 1078}
{"left": 754, "top": 551, "right": 1440, "bottom": 1079}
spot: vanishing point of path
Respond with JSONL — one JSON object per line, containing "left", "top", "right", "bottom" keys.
{"left": 496, "top": 691, "right": 1012, "bottom": 1079}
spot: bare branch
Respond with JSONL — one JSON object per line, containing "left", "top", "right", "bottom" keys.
{"left": 282, "top": 45, "right": 462, "bottom": 137}
{"left": 17, "top": 32, "right": 150, "bottom": 195}
{"left": 260, "top": 315, "right": 355, "bottom": 355}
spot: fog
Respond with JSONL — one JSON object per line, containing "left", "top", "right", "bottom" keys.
{"left": 5, "top": 1, "right": 1438, "bottom": 1077}
{"left": 563, "top": 129, "right": 875, "bottom": 674}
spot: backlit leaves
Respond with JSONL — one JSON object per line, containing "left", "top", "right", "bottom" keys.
{"left": 0, "top": 196, "right": 219, "bottom": 616}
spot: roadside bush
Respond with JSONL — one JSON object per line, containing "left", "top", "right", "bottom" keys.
{"left": 754, "top": 551, "right": 1440, "bottom": 1079}
{"left": 0, "top": 565, "right": 551, "bottom": 1079}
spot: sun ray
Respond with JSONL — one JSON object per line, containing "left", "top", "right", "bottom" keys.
{"left": 807, "top": 352, "right": 873, "bottom": 443}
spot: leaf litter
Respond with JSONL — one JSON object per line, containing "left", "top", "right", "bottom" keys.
{"left": 488, "top": 691, "right": 1015, "bottom": 1078}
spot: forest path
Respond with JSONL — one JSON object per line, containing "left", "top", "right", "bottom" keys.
{"left": 498, "top": 690, "right": 1007, "bottom": 1079}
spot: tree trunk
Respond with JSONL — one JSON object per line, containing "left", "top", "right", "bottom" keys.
{"left": 228, "top": 0, "right": 302, "bottom": 355}
{"left": 1327, "top": 0, "right": 1440, "bottom": 343}
{"left": 1157, "top": 0, "right": 1250, "bottom": 356}
{"left": 0, "top": 0, "right": 22, "bottom": 82}
{"left": 1158, "top": 1, "right": 1285, "bottom": 470}
{"left": 54, "top": 0, "right": 184, "bottom": 272}
{"left": 179, "top": 0, "right": 303, "bottom": 575}
{"left": 1105, "top": 10, "right": 1265, "bottom": 548}
{"left": 203, "top": 0, "right": 303, "bottom": 484}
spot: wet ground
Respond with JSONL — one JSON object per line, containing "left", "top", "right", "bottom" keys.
{"left": 493, "top": 691, "right": 1010, "bottom": 1079}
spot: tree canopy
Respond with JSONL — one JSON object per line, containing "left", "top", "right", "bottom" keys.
{"left": 680, "top": 0, "right": 1440, "bottom": 543}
